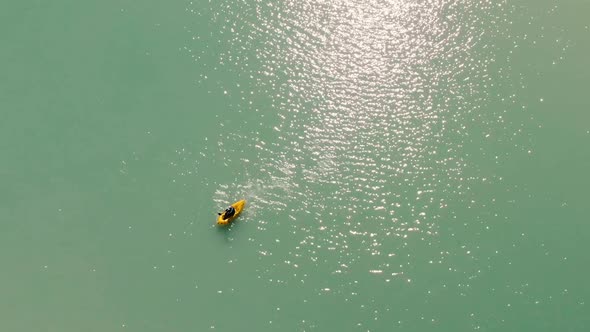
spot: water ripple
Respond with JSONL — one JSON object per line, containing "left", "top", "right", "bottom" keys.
{"left": 188, "top": 0, "right": 528, "bottom": 296}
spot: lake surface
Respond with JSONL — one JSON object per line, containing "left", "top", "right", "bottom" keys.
{"left": 1, "top": 0, "right": 589, "bottom": 331}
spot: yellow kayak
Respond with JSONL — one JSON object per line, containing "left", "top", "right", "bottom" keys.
{"left": 217, "top": 199, "right": 246, "bottom": 225}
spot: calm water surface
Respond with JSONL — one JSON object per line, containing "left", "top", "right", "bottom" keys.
{"left": 1, "top": 0, "right": 589, "bottom": 331}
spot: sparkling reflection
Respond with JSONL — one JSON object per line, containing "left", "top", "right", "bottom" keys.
{"left": 188, "top": 0, "right": 521, "bottom": 301}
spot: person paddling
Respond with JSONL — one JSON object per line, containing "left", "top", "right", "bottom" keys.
{"left": 218, "top": 206, "right": 236, "bottom": 219}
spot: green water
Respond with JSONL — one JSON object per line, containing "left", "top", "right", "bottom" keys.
{"left": 1, "top": 0, "right": 589, "bottom": 331}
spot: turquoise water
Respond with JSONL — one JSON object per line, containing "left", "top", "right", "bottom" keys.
{"left": 1, "top": 0, "right": 589, "bottom": 331}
